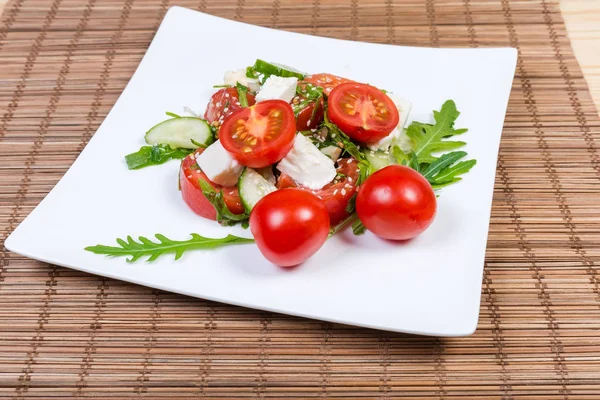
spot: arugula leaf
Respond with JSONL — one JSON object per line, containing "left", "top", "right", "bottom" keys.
{"left": 405, "top": 100, "right": 467, "bottom": 163}
{"left": 328, "top": 213, "right": 358, "bottom": 238}
{"left": 352, "top": 219, "right": 366, "bottom": 235}
{"left": 322, "top": 113, "right": 372, "bottom": 185}
{"left": 431, "top": 159, "right": 477, "bottom": 184}
{"left": 125, "top": 144, "right": 193, "bottom": 170}
{"left": 85, "top": 233, "right": 254, "bottom": 263}
{"left": 236, "top": 82, "right": 250, "bottom": 107}
{"left": 421, "top": 151, "right": 467, "bottom": 179}
{"left": 198, "top": 179, "right": 250, "bottom": 226}
{"left": 293, "top": 83, "right": 324, "bottom": 117}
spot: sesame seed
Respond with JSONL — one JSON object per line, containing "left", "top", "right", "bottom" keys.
{"left": 341, "top": 189, "right": 347, "bottom": 196}
{"left": 223, "top": 108, "right": 229, "bottom": 113}
{"left": 187, "top": 175, "right": 192, "bottom": 179}
{"left": 225, "top": 93, "right": 230, "bottom": 98}
{"left": 347, "top": 159, "right": 354, "bottom": 163}
{"left": 216, "top": 102, "right": 221, "bottom": 107}
{"left": 235, "top": 102, "right": 240, "bottom": 106}
{"left": 333, "top": 189, "right": 338, "bottom": 195}
{"left": 348, "top": 177, "right": 353, "bottom": 182}
{"left": 307, "top": 119, "right": 311, "bottom": 126}
{"left": 331, "top": 134, "right": 336, "bottom": 138}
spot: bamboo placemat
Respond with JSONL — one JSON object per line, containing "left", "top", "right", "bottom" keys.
{"left": 1, "top": 0, "right": 600, "bottom": 398}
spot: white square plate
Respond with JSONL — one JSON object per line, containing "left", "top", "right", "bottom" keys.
{"left": 5, "top": 7, "right": 517, "bottom": 336}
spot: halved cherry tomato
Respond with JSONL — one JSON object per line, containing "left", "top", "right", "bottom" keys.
{"left": 250, "top": 189, "right": 330, "bottom": 267}
{"left": 327, "top": 82, "right": 399, "bottom": 144}
{"left": 204, "top": 88, "right": 256, "bottom": 129}
{"left": 277, "top": 157, "right": 359, "bottom": 226}
{"left": 356, "top": 165, "right": 437, "bottom": 240}
{"left": 294, "top": 82, "right": 325, "bottom": 131}
{"left": 220, "top": 100, "right": 296, "bottom": 168}
{"left": 180, "top": 148, "right": 245, "bottom": 220}
{"left": 303, "top": 73, "right": 353, "bottom": 95}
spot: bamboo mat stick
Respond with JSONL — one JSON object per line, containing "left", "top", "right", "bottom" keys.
{"left": 0, "top": 0, "right": 600, "bottom": 398}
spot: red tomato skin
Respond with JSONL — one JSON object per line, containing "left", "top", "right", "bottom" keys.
{"left": 220, "top": 100, "right": 296, "bottom": 168}
{"left": 250, "top": 189, "right": 330, "bottom": 267}
{"left": 327, "top": 83, "right": 399, "bottom": 144}
{"left": 295, "top": 98, "right": 324, "bottom": 131}
{"left": 276, "top": 158, "right": 359, "bottom": 226}
{"left": 303, "top": 73, "right": 353, "bottom": 95}
{"left": 180, "top": 149, "right": 245, "bottom": 220}
{"left": 356, "top": 165, "right": 436, "bottom": 240}
{"left": 204, "top": 88, "right": 256, "bottom": 127}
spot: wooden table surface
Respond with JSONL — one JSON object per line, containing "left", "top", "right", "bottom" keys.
{"left": 0, "top": 0, "right": 598, "bottom": 112}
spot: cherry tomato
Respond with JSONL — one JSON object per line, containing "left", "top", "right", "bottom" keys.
{"left": 327, "top": 82, "right": 399, "bottom": 144}
{"left": 250, "top": 189, "right": 330, "bottom": 267}
{"left": 277, "top": 157, "right": 359, "bottom": 226}
{"left": 294, "top": 82, "right": 325, "bottom": 131}
{"left": 220, "top": 100, "right": 296, "bottom": 168}
{"left": 303, "top": 73, "right": 353, "bottom": 95}
{"left": 356, "top": 165, "right": 436, "bottom": 240}
{"left": 204, "top": 88, "right": 256, "bottom": 129}
{"left": 180, "top": 148, "right": 245, "bottom": 220}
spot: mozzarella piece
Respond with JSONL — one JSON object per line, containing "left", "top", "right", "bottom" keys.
{"left": 224, "top": 68, "right": 260, "bottom": 92}
{"left": 255, "top": 76, "right": 298, "bottom": 103}
{"left": 277, "top": 134, "right": 337, "bottom": 190}
{"left": 320, "top": 145, "right": 342, "bottom": 162}
{"left": 367, "top": 93, "right": 413, "bottom": 151}
{"left": 195, "top": 140, "right": 243, "bottom": 187}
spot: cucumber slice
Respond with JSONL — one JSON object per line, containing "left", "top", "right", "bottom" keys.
{"left": 365, "top": 150, "right": 395, "bottom": 171}
{"left": 253, "top": 59, "right": 306, "bottom": 80}
{"left": 238, "top": 168, "right": 277, "bottom": 212}
{"left": 145, "top": 117, "right": 213, "bottom": 149}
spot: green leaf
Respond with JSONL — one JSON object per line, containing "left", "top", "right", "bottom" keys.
{"left": 85, "top": 233, "right": 254, "bottom": 263}
{"left": 352, "top": 219, "right": 366, "bottom": 235}
{"left": 406, "top": 100, "right": 467, "bottom": 163}
{"left": 431, "top": 178, "right": 462, "bottom": 190}
{"left": 408, "top": 151, "right": 420, "bottom": 173}
{"left": 198, "top": 179, "right": 250, "bottom": 226}
{"left": 293, "top": 84, "right": 324, "bottom": 117}
{"left": 236, "top": 82, "right": 250, "bottom": 107}
{"left": 391, "top": 145, "right": 410, "bottom": 165}
{"left": 125, "top": 144, "right": 193, "bottom": 170}
{"left": 422, "top": 151, "right": 467, "bottom": 179}
{"left": 165, "top": 111, "right": 181, "bottom": 118}
{"left": 213, "top": 84, "right": 231, "bottom": 88}
{"left": 328, "top": 213, "right": 358, "bottom": 238}
{"left": 431, "top": 159, "right": 477, "bottom": 184}
{"left": 322, "top": 113, "right": 372, "bottom": 185}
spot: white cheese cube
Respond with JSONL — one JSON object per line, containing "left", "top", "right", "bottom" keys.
{"left": 255, "top": 76, "right": 298, "bottom": 103}
{"left": 320, "top": 145, "right": 342, "bottom": 162}
{"left": 224, "top": 68, "right": 260, "bottom": 92}
{"left": 195, "top": 140, "right": 243, "bottom": 187}
{"left": 367, "top": 93, "right": 413, "bottom": 151}
{"left": 277, "top": 134, "right": 337, "bottom": 190}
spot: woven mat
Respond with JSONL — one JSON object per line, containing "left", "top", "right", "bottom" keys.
{"left": 1, "top": 0, "right": 600, "bottom": 398}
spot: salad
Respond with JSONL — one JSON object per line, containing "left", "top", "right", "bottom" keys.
{"left": 87, "top": 60, "right": 476, "bottom": 266}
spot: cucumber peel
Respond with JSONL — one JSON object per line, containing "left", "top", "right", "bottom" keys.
{"left": 145, "top": 117, "right": 213, "bottom": 149}
{"left": 252, "top": 59, "right": 306, "bottom": 80}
